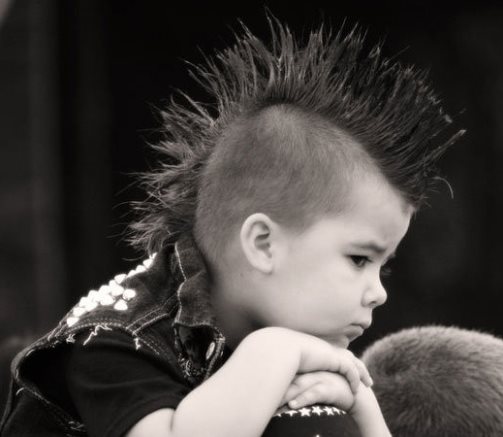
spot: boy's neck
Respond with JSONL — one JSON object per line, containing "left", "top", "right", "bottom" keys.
{"left": 209, "top": 275, "right": 255, "bottom": 350}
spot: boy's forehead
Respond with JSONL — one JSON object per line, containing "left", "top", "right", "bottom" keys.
{"left": 345, "top": 167, "right": 413, "bottom": 214}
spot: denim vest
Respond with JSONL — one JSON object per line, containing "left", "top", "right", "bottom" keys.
{"left": 0, "top": 234, "right": 227, "bottom": 436}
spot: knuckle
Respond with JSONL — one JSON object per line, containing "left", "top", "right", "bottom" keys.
{"left": 296, "top": 374, "right": 313, "bottom": 387}
{"left": 309, "top": 385, "right": 323, "bottom": 397}
{"left": 339, "top": 356, "right": 353, "bottom": 370}
{"left": 344, "top": 349, "right": 356, "bottom": 359}
{"left": 345, "top": 361, "right": 358, "bottom": 374}
{"left": 354, "top": 357, "right": 367, "bottom": 369}
{"left": 298, "top": 392, "right": 312, "bottom": 403}
{"left": 290, "top": 376, "right": 303, "bottom": 387}
{"left": 348, "top": 369, "right": 359, "bottom": 383}
{"left": 318, "top": 371, "right": 333, "bottom": 382}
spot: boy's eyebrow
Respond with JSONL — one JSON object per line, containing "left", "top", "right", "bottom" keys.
{"left": 352, "top": 242, "right": 387, "bottom": 254}
{"left": 352, "top": 242, "right": 397, "bottom": 260}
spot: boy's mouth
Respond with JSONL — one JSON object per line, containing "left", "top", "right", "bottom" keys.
{"left": 345, "top": 321, "right": 371, "bottom": 341}
{"left": 345, "top": 325, "right": 364, "bottom": 341}
{"left": 353, "top": 319, "right": 372, "bottom": 329}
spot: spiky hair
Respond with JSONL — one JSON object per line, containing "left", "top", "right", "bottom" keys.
{"left": 362, "top": 326, "right": 503, "bottom": 436}
{"left": 129, "top": 16, "right": 464, "bottom": 257}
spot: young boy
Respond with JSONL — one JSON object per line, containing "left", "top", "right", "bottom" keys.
{"left": 0, "top": 17, "right": 463, "bottom": 437}
{"left": 361, "top": 326, "right": 503, "bottom": 436}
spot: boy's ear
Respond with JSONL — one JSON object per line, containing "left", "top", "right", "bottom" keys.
{"left": 240, "top": 213, "right": 278, "bottom": 274}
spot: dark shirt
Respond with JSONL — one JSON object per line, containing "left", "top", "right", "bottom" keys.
{"left": 54, "top": 331, "right": 189, "bottom": 437}
{"left": 55, "top": 331, "right": 359, "bottom": 437}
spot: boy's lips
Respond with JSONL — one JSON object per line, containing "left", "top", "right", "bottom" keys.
{"left": 344, "top": 325, "right": 364, "bottom": 341}
{"left": 345, "top": 321, "right": 371, "bottom": 341}
{"left": 324, "top": 321, "right": 372, "bottom": 345}
{"left": 353, "top": 320, "right": 371, "bottom": 330}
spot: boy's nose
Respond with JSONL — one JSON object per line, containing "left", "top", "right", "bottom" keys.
{"left": 363, "top": 278, "right": 387, "bottom": 308}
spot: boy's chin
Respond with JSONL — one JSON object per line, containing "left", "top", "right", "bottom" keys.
{"left": 319, "top": 334, "right": 350, "bottom": 349}
{"left": 335, "top": 337, "right": 350, "bottom": 349}
{"left": 263, "top": 404, "right": 360, "bottom": 437}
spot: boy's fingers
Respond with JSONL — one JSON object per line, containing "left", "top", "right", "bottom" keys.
{"left": 335, "top": 356, "right": 360, "bottom": 393}
{"left": 288, "top": 383, "right": 322, "bottom": 409}
{"left": 330, "top": 349, "right": 369, "bottom": 392}
{"left": 282, "top": 380, "right": 308, "bottom": 404}
{"left": 288, "top": 380, "right": 354, "bottom": 411}
{"left": 352, "top": 357, "right": 373, "bottom": 387}
{"left": 282, "top": 372, "right": 321, "bottom": 404}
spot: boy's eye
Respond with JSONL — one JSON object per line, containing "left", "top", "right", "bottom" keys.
{"left": 350, "top": 256, "right": 370, "bottom": 268}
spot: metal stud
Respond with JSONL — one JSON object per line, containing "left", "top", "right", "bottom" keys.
{"left": 98, "top": 285, "right": 110, "bottom": 295}
{"left": 88, "top": 290, "right": 99, "bottom": 301}
{"left": 79, "top": 297, "right": 90, "bottom": 307}
{"left": 135, "top": 265, "right": 147, "bottom": 274}
{"left": 205, "top": 341, "right": 216, "bottom": 361}
{"left": 114, "top": 299, "right": 128, "bottom": 311}
{"left": 73, "top": 307, "right": 87, "bottom": 317}
{"left": 143, "top": 258, "right": 153, "bottom": 268}
{"left": 67, "top": 317, "right": 79, "bottom": 327}
{"left": 114, "top": 273, "right": 127, "bottom": 284}
{"left": 84, "top": 300, "right": 98, "bottom": 311}
{"left": 98, "top": 294, "right": 115, "bottom": 306}
{"left": 122, "top": 288, "right": 136, "bottom": 301}
{"left": 110, "top": 283, "right": 124, "bottom": 297}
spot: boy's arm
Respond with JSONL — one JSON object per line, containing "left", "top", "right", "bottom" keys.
{"left": 127, "top": 327, "right": 364, "bottom": 437}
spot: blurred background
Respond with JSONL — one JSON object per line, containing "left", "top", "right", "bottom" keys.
{"left": 1, "top": 0, "right": 502, "bottom": 361}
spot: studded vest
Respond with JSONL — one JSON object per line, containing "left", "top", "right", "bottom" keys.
{"left": 0, "top": 234, "right": 227, "bottom": 436}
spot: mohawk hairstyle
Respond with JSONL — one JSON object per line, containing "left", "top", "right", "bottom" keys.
{"left": 362, "top": 326, "right": 503, "bottom": 436}
{"left": 129, "top": 16, "right": 464, "bottom": 259}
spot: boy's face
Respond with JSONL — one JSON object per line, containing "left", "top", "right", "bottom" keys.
{"left": 248, "top": 174, "right": 413, "bottom": 348}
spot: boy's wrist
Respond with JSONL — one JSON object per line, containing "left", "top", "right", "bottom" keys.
{"left": 349, "top": 385, "right": 392, "bottom": 437}
{"left": 242, "top": 327, "right": 302, "bottom": 370}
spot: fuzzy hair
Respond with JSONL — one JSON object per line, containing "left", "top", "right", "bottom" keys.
{"left": 129, "top": 16, "right": 464, "bottom": 256}
{"left": 361, "top": 326, "right": 503, "bottom": 436}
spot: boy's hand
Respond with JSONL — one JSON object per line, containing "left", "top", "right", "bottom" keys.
{"left": 281, "top": 370, "right": 355, "bottom": 411}
{"left": 278, "top": 328, "right": 373, "bottom": 394}
{"left": 280, "top": 371, "right": 391, "bottom": 437}
{"left": 281, "top": 349, "right": 372, "bottom": 410}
